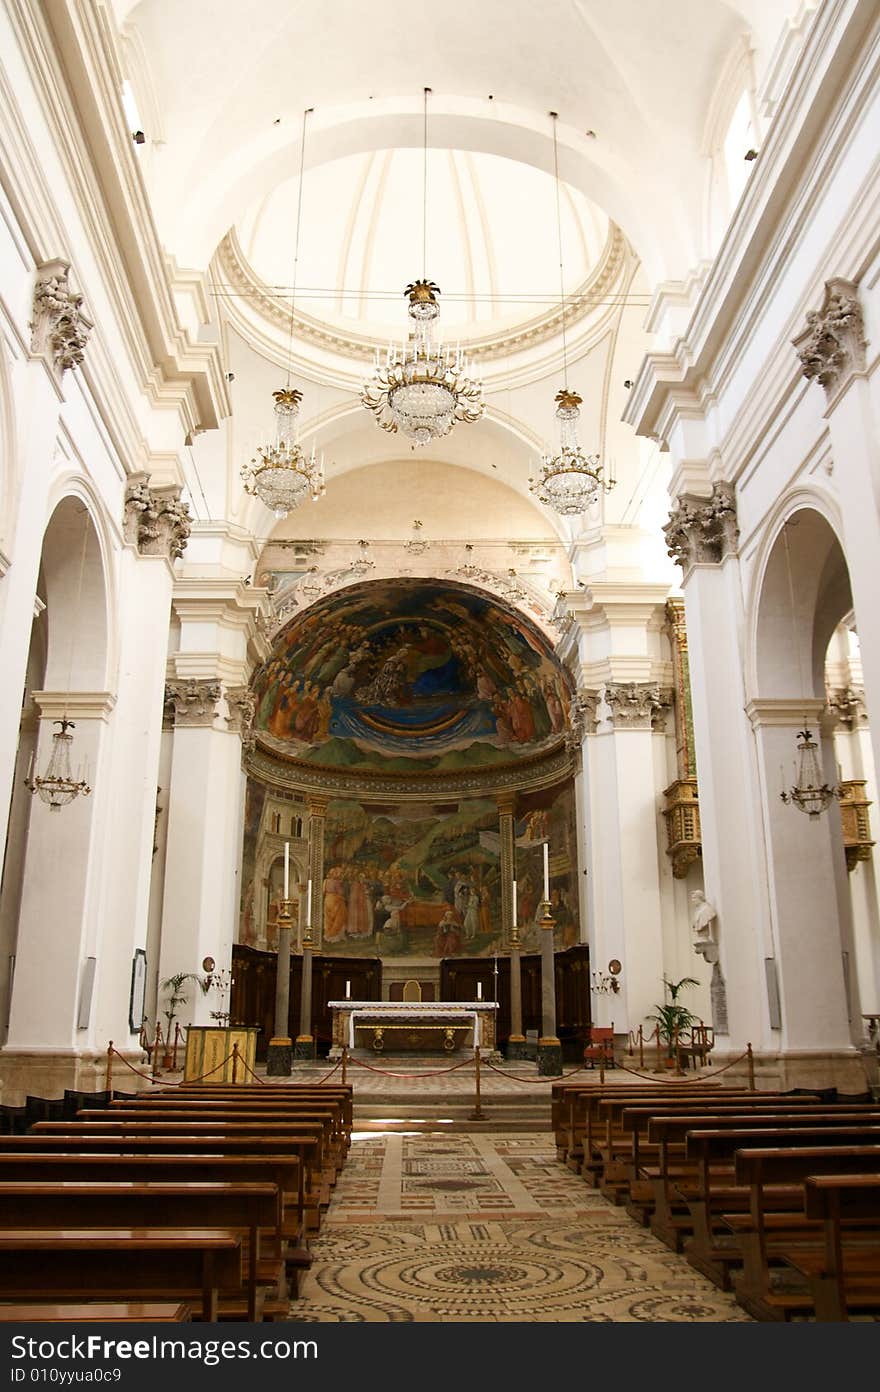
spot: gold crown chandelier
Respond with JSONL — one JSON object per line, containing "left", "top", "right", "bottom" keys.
{"left": 529, "top": 113, "right": 615, "bottom": 516}
{"left": 242, "top": 108, "right": 326, "bottom": 518}
{"left": 362, "top": 90, "right": 484, "bottom": 447}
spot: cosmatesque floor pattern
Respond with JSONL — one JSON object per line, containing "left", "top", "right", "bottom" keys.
{"left": 289, "top": 1133, "right": 752, "bottom": 1322}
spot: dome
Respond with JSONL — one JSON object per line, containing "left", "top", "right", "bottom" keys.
{"left": 234, "top": 148, "right": 611, "bottom": 346}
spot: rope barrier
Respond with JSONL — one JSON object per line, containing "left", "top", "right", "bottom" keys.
{"left": 312, "top": 1058, "right": 344, "bottom": 1084}
{"left": 346, "top": 1053, "right": 475, "bottom": 1080}
{"left": 108, "top": 1045, "right": 237, "bottom": 1088}
{"left": 482, "top": 1059, "right": 594, "bottom": 1084}
{"left": 236, "top": 1055, "right": 268, "bottom": 1084}
{"left": 612, "top": 1046, "right": 752, "bottom": 1084}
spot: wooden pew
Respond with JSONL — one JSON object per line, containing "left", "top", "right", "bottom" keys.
{"left": 790, "top": 1175, "right": 880, "bottom": 1321}
{"left": 0, "top": 1152, "right": 303, "bottom": 1239}
{"left": 551, "top": 1082, "right": 723, "bottom": 1167}
{"left": 729, "top": 1146, "right": 880, "bottom": 1319}
{"left": 18, "top": 1126, "right": 327, "bottom": 1230}
{"left": 0, "top": 1182, "right": 286, "bottom": 1320}
{"left": 95, "top": 1103, "right": 349, "bottom": 1168}
{"left": 0, "top": 1229, "right": 242, "bottom": 1321}
{"left": 642, "top": 1115, "right": 880, "bottom": 1252}
{"left": 572, "top": 1087, "right": 743, "bottom": 1181}
{"left": 0, "top": 1303, "right": 192, "bottom": 1322}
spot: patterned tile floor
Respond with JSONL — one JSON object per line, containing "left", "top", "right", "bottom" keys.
{"left": 289, "top": 1133, "right": 752, "bottom": 1322}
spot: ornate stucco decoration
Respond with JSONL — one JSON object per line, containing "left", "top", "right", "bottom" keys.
{"left": 164, "top": 679, "right": 222, "bottom": 728}
{"left": 226, "top": 685, "right": 258, "bottom": 750}
{"left": 31, "top": 260, "right": 93, "bottom": 376}
{"left": 663, "top": 481, "right": 739, "bottom": 573}
{"left": 603, "top": 681, "right": 673, "bottom": 732}
{"left": 826, "top": 685, "right": 867, "bottom": 731}
{"left": 123, "top": 474, "right": 192, "bottom": 560}
{"left": 565, "top": 688, "right": 600, "bottom": 749}
{"left": 793, "top": 278, "right": 867, "bottom": 399}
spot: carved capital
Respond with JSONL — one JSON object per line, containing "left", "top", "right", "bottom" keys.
{"left": 164, "top": 679, "right": 222, "bottom": 728}
{"left": 663, "top": 481, "right": 738, "bottom": 572}
{"left": 226, "top": 684, "right": 257, "bottom": 750}
{"left": 124, "top": 475, "right": 191, "bottom": 560}
{"left": 793, "top": 278, "right": 867, "bottom": 398}
{"left": 826, "top": 685, "right": 868, "bottom": 731}
{"left": 565, "top": 687, "right": 600, "bottom": 749}
{"left": 603, "top": 681, "right": 673, "bottom": 732}
{"left": 31, "top": 260, "right": 92, "bottom": 376}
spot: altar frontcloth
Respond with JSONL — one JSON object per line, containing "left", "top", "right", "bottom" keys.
{"left": 328, "top": 1000, "right": 498, "bottom": 1057}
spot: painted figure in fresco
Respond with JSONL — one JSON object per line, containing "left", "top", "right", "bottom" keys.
{"left": 479, "top": 884, "right": 493, "bottom": 938}
{"left": 347, "top": 872, "right": 373, "bottom": 938}
{"left": 433, "top": 909, "right": 463, "bottom": 957}
{"left": 323, "top": 867, "right": 348, "bottom": 942}
{"left": 463, "top": 887, "right": 480, "bottom": 940}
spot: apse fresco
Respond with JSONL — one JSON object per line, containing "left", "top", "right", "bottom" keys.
{"left": 251, "top": 579, "right": 571, "bottom": 772}
{"left": 320, "top": 798, "right": 504, "bottom": 958}
{"left": 239, "top": 780, "right": 266, "bottom": 947}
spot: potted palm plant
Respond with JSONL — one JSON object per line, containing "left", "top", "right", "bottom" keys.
{"left": 159, "top": 972, "right": 195, "bottom": 1069}
{"left": 647, "top": 976, "right": 699, "bottom": 1067}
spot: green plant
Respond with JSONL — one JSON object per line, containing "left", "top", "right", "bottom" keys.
{"left": 159, "top": 972, "right": 195, "bottom": 1036}
{"left": 647, "top": 976, "right": 699, "bottom": 1057}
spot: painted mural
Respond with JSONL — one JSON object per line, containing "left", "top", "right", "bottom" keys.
{"left": 320, "top": 798, "right": 504, "bottom": 958}
{"left": 239, "top": 780, "right": 267, "bottom": 948}
{"left": 513, "top": 783, "right": 580, "bottom": 952}
{"left": 251, "top": 579, "right": 571, "bottom": 773}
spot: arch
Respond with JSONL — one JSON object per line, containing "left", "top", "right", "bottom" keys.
{"left": 39, "top": 492, "right": 112, "bottom": 695}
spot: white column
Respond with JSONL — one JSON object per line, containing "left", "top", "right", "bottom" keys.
{"left": 5, "top": 695, "right": 113, "bottom": 1061}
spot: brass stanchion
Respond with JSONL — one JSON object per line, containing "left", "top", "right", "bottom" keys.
{"left": 469, "top": 1045, "right": 484, "bottom": 1121}
{"left": 747, "top": 1041, "right": 755, "bottom": 1091}
{"left": 341, "top": 1045, "right": 348, "bottom": 1086}
{"left": 673, "top": 1021, "right": 683, "bottom": 1076}
{"left": 638, "top": 1025, "right": 645, "bottom": 1071}
{"left": 231, "top": 1040, "right": 240, "bottom": 1083}
{"left": 152, "top": 1022, "right": 162, "bottom": 1078}
{"left": 172, "top": 1022, "right": 181, "bottom": 1073}
{"left": 105, "top": 1041, "right": 113, "bottom": 1093}
{"left": 598, "top": 1048, "right": 605, "bottom": 1086}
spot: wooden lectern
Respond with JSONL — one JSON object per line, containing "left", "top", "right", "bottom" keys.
{"left": 184, "top": 1025, "right": 259, "bottom": 1083}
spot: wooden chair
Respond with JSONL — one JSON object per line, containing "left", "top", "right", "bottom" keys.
{"left": 678, "top": 1022, "right": 715, "bottom": 1071}
{"left": 583, "top": 1025, "right": 615, "bottom": 1070}
{"left": 402, "top": 980, "right": 422, "bottom": 1002}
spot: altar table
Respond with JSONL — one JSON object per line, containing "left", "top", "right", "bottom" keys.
{"left": 328, "top": 1000, "right": 498, "bottom": 1058}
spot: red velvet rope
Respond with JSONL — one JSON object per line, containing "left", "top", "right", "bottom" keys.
{"left": 346, "top": 1053, "right": 475, "bottom": 1079}
{"left": 109, "top": 1045, "right": 236, "bottom": 1087}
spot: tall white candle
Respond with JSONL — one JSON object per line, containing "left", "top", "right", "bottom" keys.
{"left": 345, "top": 979, "right": 351, "bottom": 999}
{"left": 477, "top": 981, "right": 482, "bottom": 1000}
{"left": 306, "top": 879, "right": 312, "bottom": 926}
{"left": 512, "top": 879, "right": 517, "bottom": 924}
{"left": 543, "top": 843, "right": 550, "bottom": 900}
{"left": 283, "top": 842, "right": 290, "bottom": 899}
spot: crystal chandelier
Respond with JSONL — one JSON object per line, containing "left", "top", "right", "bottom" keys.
{"left": 362, "top": 279, "right": 483, "bottom": 446}
{"left": 241, "top": 388, "right": 325, "bottom": 519}
{"left": 25, "top": 718, "right": 91, "bottom": 810}
{"left": 780, "top": 728, "right": 841, "bottom": 819}
{"left": 242, "top": 108, "right": 326, "bottom": 519}
{"left": 529, "top": 113, "right": 615, "bottom": 516}
{"left": 361, "top": 90, "right": 483, "bottom": 446}
{"left": 529, "top": 389, "right": 615, "bottom": 515}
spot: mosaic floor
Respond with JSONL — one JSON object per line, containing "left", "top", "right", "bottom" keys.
{"left": 289, "top": 1133, "right": 752, "bottom": 1322}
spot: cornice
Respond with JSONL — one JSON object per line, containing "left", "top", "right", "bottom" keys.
{"left": 624, "top": 0, "right": 880, "bottom": 451}
{"left": 32, "top": 689, "right": 116, "bottom": 721}
{"left": 215, "top": 222, "right": 630, "bottom": 375}
{"left": 745, "top": 696, "right": 827, "bottom": 729}
{"left": 244, "top": 739, "right": 575, "bottom": 803}
{"left": 7, "top": 0, "right": 229, "bottom": 437}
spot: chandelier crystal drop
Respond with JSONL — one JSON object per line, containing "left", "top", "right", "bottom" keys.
{"left": 241, "top": 388, "right": 325, "bottom": 519}
{"left": 362, "top": 280, "right": 484, "bottom": 446}
{"left": 24, "top": 718, "right": 91, "bottom": 811}
{"left": 529, "top": 389, "right": 615, "bottom": 515}
{"left": 780, "top": 728, "right": 842, "bottom": 819}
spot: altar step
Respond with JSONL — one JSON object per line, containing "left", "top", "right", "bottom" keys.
{"left": 351, "top": 1094, "right": 551, "bottom": 1134}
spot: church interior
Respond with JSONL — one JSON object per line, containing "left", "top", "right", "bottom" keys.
{"left": 0, "top": 0, "right": 879, "bottom": 1330}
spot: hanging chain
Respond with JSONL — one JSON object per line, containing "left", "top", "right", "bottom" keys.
{"left": 285, "top": 107, "right": 313, "bottom": 388}
{"left": 551, "top": 112, "right": 568, "bottom": 389}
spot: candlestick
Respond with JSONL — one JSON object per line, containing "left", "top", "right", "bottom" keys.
{"left": 283, "top": 842, "right": 289, "bottom": 899}
{"left": 543, "top": 843, "right": 550, "bottom": 901}
{"left": 306, "top": 879, "right": 312, "bottom": 926}
{"left": 512, "top": 879, "right": 517, "bottom": 925}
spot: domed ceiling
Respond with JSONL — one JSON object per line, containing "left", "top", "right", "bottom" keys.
{"left": 233, "top": 148, "right": 611, "bottom": 344}
{"left": 252, "top": 579, "right": 572, "bottom": 774}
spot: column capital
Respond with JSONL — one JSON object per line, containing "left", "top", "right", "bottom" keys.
{"left": 307, "top": 796, "right": 329, "bottom": 818}
{"left": 496, "top": 793, "right": 517, "bottom": 816}
{"left": 825, "top": 684, "right": 868, "bottom": 731}
{"left": 164, "top": 678, "right": 222, "bottom": 728}
{"left": 565, "top": 687, "right": 600, "bottom": 748}
{"left": 663, "top": 481, "right": 739, "bottom": 575}
{"left": 225, "top": 685, "right": 257, "bottom": 750}
{"left": 30, "top": 259, "right": 92, "bottom": 378}
{"left": 603, "top": 681, "right": 673, "bottom": 732}
{"left": 124, "top": 473, "right": 192, "bottom": 561}
{"left": 793, "top": 278, "right": 866, "bottom": 402}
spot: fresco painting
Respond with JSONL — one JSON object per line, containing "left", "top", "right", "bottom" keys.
{"left": 513, "top": 784, "right": 580, "bottom": 952}
{"left": 251, "top": 579, "right": 571, "bottom": 773}
{"left": 319, "top": 797, "right": 504, "bottom": 958}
